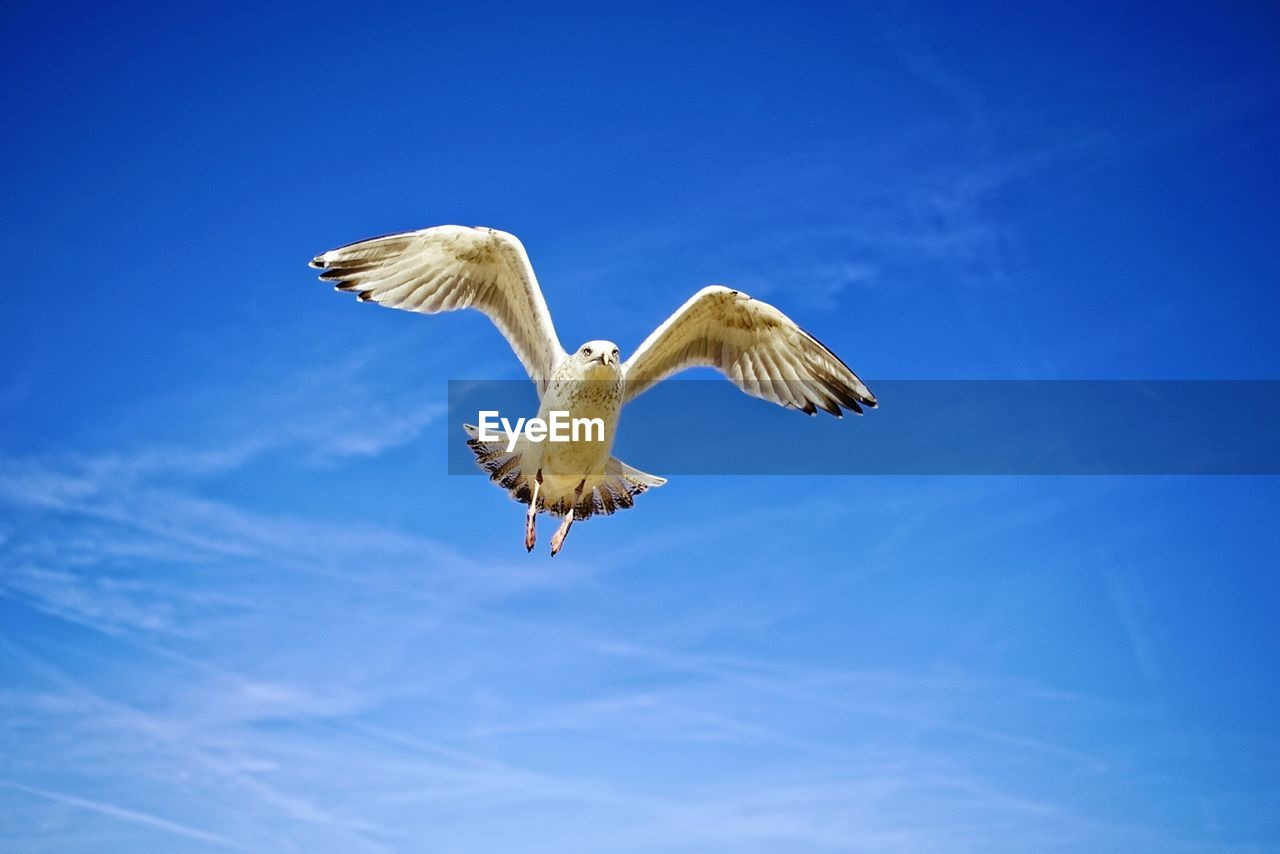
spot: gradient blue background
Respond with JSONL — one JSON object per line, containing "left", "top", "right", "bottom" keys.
{"left": 3, "top": 2, "right": 1280, "bottom": 851}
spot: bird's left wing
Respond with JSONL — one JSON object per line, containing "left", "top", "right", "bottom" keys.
{"left": 622, "top": 286, "right": 876, "bottom": 416}
{"left": 311, "top": 226, "right": 566, "bottom": 392}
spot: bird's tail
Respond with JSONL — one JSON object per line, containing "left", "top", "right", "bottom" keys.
{"left": 594, "top": 456, "right": 667, "bottom": 517}
{"left": 463, "top": 424, "right": 665, "bottom": 519}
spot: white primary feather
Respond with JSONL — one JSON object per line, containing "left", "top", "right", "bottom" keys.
{"left": 622, "top": 285, "right": 876, "bottom": 416}
{"left": 310, "top": 225, "right": 566, "bottom": 394}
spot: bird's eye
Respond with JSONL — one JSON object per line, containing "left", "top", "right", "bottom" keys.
{"left": 612, "top": 348, "right": 619, "bottom": 357}
{"left": 582, "top": 347, "right": 591, "bottom": 356}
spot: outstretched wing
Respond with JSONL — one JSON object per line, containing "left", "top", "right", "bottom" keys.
{"left": 311, "top": 226, "right": 566, "bottom": 391}
{"left": 622, "top": 286, "right": 876, "bottom": 416}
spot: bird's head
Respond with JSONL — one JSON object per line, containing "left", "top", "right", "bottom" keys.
{"left": 574, "top": 340, "right": 621, "bottom": 376}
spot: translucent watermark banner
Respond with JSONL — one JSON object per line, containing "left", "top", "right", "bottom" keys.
{"left": 446, "top": 380, "right": 1280, "bottom": 475}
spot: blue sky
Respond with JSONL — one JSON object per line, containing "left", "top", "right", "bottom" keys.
{"left": 2, "top": 1, "right": 1280, "bottom": 851}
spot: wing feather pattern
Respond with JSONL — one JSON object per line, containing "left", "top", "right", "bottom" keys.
{"left": 310, "top": 226, "right": 565, "bottom": 392}
{"left": 622, "top": 286, "right": 876, "bottom": 416}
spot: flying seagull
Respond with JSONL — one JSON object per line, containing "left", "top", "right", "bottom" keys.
{"left": 311, "top": 225, "right": 876, "bottom": 555}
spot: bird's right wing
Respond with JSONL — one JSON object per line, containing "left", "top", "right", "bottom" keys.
{"left": 311, "top": 226, "right": 566, "bottom": 391}
{"left": 622, "top": 286, "right": 876, "bottom": 416}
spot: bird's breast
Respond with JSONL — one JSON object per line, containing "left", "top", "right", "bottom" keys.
{"left": 531, "top": 377, "right": 621, "bottom": 478}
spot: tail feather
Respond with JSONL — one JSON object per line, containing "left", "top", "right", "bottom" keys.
{"left": 463, "top": 423, "right": 533, "bottom": 503}
{"left": 463, "top": 424, "right": 664, "bottom": 519}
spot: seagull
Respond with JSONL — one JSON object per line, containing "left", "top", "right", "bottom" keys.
{"left": 311, "top": 225, "right": 876, "bottom": 555}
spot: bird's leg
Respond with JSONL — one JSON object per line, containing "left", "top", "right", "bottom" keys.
{"left": 549, "top": 511, "right": 573, "bottom": 557}
{"left": 525, "top": 469, "right": 542, "bottom": 553}
{"left": 550, "top": 478, "right": 585, "bottom": 557}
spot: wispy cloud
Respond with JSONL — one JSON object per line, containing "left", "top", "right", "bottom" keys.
{"left": 0, "top": 779, "right": 248, "bottom": 850}
{"left": 0, "top": 472, "right": 1252, "bottom": 853}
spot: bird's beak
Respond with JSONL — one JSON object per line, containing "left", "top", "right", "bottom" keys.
{"left": 595, "top": 353, "right": 611, "bottom": 366}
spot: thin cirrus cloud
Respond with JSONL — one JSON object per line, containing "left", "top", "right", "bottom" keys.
{"left": 0, "top": 387, "right": 1181, "bottom": 853}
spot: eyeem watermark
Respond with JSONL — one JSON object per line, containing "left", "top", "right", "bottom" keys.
{"left": 477, "top": 410, "right": 606, "bottom": 452}
{"left": 452, "top": 380, "right": 1280, "bottom": 474}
